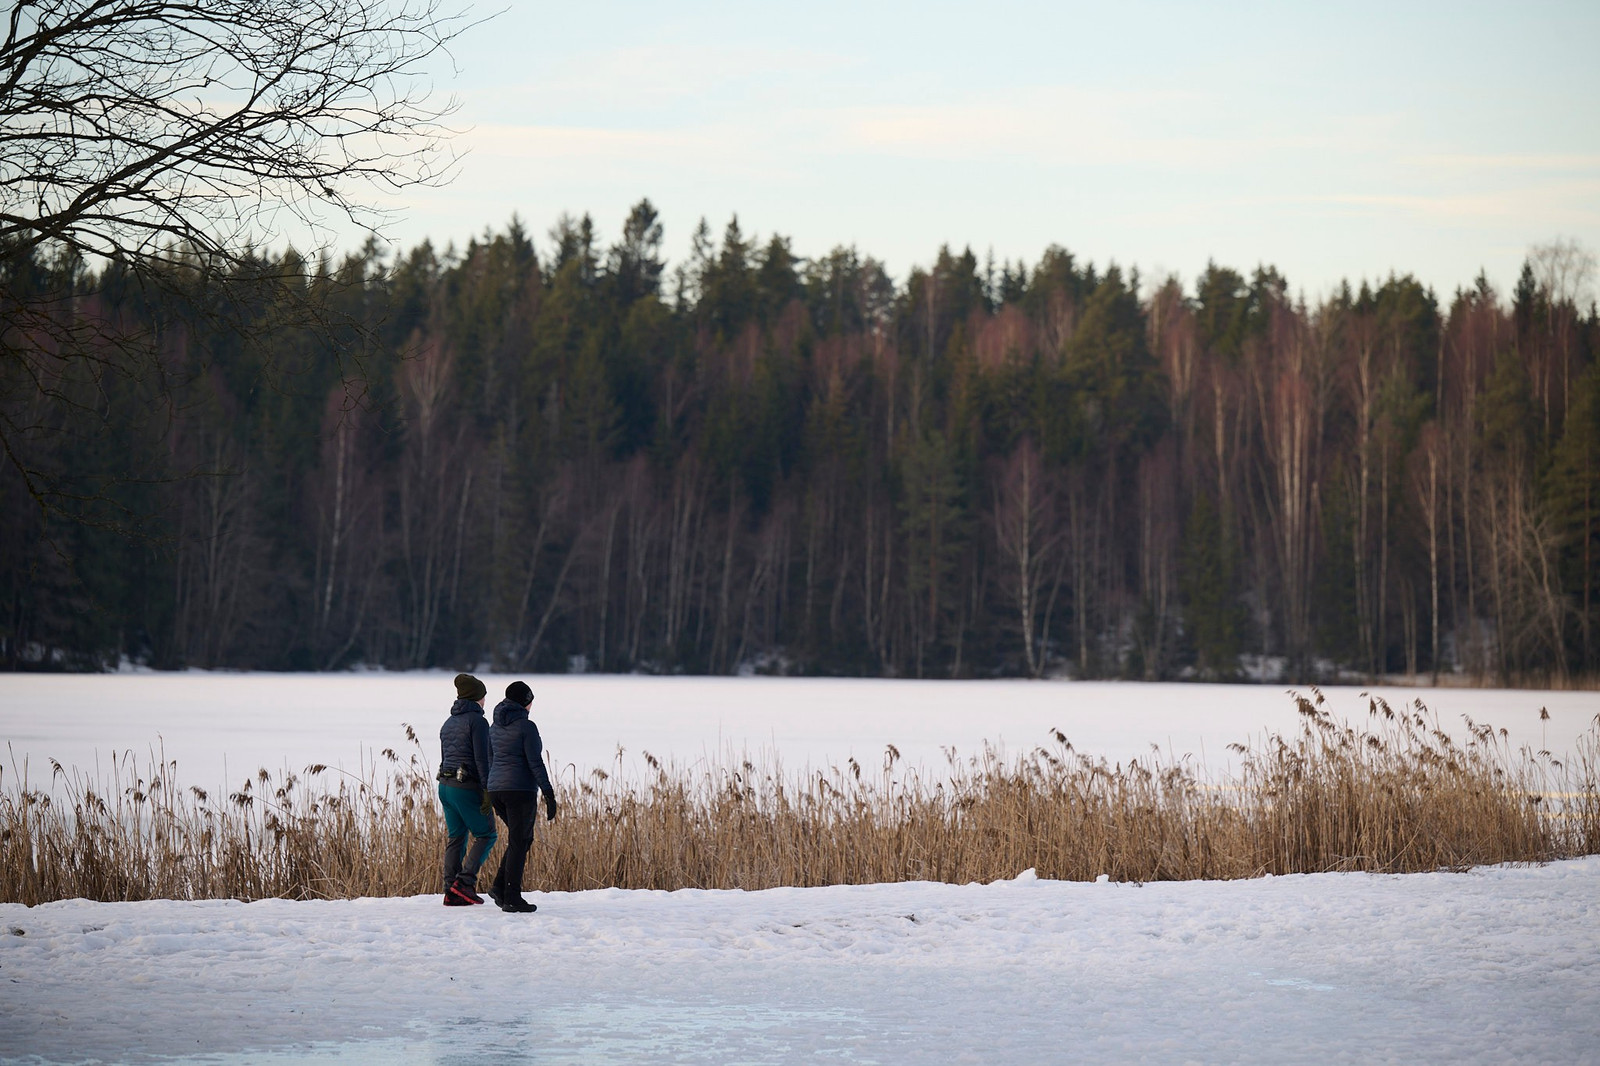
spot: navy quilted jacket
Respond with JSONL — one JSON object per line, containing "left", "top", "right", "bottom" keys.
{"left": 439, "top": 698, "right": 491, "bottom": 786}
{"left": 487, "top": 698, "right": 555, "bottom": 797}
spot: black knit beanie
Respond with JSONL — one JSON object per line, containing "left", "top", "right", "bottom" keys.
{"left": 506, "top": 680, "right": 533, "bottom": 707}
{"left": 454, "top": 672, "right": 487, "bottom": 701}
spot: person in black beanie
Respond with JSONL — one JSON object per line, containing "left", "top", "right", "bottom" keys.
{"left": 486, "top": 679, "right": 558, "bottom": 913}
{"left": 436, "top": 672, "right": 497, "bottom": 905}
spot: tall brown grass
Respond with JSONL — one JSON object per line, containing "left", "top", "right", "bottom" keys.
{"left": 3, "top": 692, "right": 1597, "bottom": 905}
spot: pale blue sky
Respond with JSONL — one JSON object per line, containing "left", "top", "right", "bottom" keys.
{"left": 372, "top": 0, "right": 1600, "bottom": 301}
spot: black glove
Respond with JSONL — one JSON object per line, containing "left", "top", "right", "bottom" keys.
{"left": 479, "top": 790, "right": 492, "bottom": 816}
{"left": 544, "top": 794, "right": 559, "bottom": 822}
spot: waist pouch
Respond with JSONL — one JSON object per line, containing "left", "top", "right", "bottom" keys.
{"left": 437, "top": 767, "right": 481, "bottom": 788}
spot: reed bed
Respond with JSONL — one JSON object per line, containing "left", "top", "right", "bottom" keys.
{"left": 3, "top": 693, "right": 1597, "bottom": 905}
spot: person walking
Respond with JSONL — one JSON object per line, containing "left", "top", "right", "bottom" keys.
{"left": 486, "top": 680, "right": 558, "bottom": 913}
{"left": 437, "top": 672, "right": 497, "bottom": 906}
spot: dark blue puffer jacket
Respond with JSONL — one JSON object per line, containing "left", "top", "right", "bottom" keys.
{"left": 439, "top": 698, "right": 491, "bottom": 787}
{"left": 487, "top": 698, "right": 555, "bottom": 798}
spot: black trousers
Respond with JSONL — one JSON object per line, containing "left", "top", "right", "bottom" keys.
{"left": 490, "top": 790, "right": 538, "bottom": 900}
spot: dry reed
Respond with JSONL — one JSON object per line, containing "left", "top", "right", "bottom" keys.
{"left": 3, "top": 692, "right": 1597, "bottom": 905}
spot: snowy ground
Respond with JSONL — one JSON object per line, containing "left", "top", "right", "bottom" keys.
{"left": 2, "top": 673, "right": 1594, "bottom": 791}
{"left": 4, "top": 859, "right": 1599, "bottom": 1064}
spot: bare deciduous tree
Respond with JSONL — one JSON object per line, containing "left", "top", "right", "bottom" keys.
{"left": 1409, "top": 422, "right": 1444, "bottom": 683}
{"left": 0, "top": 0, "right": 467, "bottom": 515}
{"left": 1, "top": 0, "right": 463, "bottom": 270}
{"left": 1528, "top": 238, "right": 1597, "bottom": 426}
{"left": 1529, "top": 238, "right": 1598, "bottom": 312}
{"left": 992, "top": 438, "right": 1060, "bottom": 678}
{"left": 1249, "top": 300, "right": 1324, "bottom": 675}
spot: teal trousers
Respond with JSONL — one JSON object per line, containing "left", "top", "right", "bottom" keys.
{"left": 438, "top": 782, "right": 497, "bottom": 889}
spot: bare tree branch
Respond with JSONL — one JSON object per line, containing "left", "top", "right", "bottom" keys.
{"left": 0, "top": 0, "right": 468, "bottom": 269}
{"left": 0, "top": 0, "right": 471, "bottom": 526}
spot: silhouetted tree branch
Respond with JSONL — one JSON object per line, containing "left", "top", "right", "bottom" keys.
{"left": 0, "top": 0, "right": 468, "bottom": 520}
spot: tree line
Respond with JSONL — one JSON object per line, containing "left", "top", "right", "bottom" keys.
{"left": 3, "top": 202, "right": 1597, "bottom": 684}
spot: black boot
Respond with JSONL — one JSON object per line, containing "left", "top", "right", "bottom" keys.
{"left": 447, "top": 878, "right": 485, "bottom": 905}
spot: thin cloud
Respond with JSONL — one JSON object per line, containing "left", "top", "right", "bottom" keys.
{"left": 1308, "top": 181, "right": 1600, "bottom": 224}
{"left": 467, "top": 44, "right": 856, "bottom": 117}
{"left": 1407, "top": 153, "right": 1600, "bottom": 172}
{"left": 465, "top": 123, "right": 706, "bottom": 162}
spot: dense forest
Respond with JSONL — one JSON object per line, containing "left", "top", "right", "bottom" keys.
{"left": 3, "top": 201, "right": 1597, "bottom": 683}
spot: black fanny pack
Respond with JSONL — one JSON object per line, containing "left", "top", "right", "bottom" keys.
{"left": 437, "top": 765, "right": 480, "bottom": 787}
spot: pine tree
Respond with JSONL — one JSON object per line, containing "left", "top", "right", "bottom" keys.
{"left": 1181, "top": 493, "right": 1246, "bottom": 679}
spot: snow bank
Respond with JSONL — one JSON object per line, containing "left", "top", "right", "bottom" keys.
{"left": 4, "top": 859, "right": 1598, "bottom": 1064}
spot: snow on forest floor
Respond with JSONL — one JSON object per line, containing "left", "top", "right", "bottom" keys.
{"left": 4, "top": 859, "right": 1600, "bottom": 1064}
{"left": 2, "top": 673, "right": 1595, "bottom": 790}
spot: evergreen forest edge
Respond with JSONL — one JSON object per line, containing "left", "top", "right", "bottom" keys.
{"left": 5, "top": 201, "right": 1598, "bottom": 686}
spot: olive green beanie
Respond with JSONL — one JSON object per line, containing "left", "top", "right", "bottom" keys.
{"left": 453, "top": 672, "right": 487, "bottom": 701}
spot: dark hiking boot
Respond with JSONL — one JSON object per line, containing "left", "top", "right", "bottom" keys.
{"left": 443, "top": 890, "right": 473, "bottom": 907}
{"left": 447, "top": 880, "right": 485, "bottom": 905}
{"left": 498, "top": 896, "right": 537, "bottom": 913}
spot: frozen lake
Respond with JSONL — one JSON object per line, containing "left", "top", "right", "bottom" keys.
{"left": 1, "top": 673, "right": 1595, "bottom": 788}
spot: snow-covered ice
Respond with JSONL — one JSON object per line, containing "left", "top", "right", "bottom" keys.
{"left": 4, "top": 860, "right": 1599, "bottom": 1064}
{"left": 2, "top": 673, "right": 1594, "bottom": 790}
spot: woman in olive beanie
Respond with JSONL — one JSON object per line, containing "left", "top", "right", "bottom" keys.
{"left": 436, "top": 672, "right": 496, "bottom": 905}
